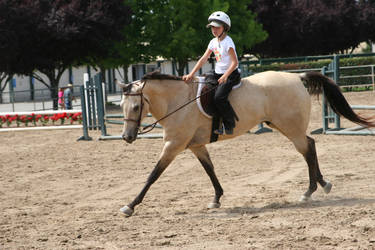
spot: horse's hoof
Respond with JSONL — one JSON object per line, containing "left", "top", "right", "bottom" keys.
{"left": 323, "top": 181, "right": 332, "bottom": 194}
{"left": 207, "top": 202, "right": 221, "bottom": 209}
{"left": 299, "top": 195, "right": 312, "bottom": 203}
{"left": 120, "top": 205, "right": 134, "bottom": 216}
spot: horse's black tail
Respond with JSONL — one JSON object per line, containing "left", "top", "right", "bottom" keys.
{"left": 300, "top": 71, "right": 375, "bottom": 128}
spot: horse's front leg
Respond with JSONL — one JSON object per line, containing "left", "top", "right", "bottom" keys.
{"left": 120, "top": 141, "right": 185, "bottom": 217}
{"left": 190, "top": 145, "right": 224, "bottom": 209}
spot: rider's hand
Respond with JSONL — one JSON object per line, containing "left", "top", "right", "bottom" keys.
{"left": 218, "top": 75, "right": 228, "bottom": 84}
{"left": 182, "top": 73, "right": 194, "bottom": 83}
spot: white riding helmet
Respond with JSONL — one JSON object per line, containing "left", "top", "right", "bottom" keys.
{"left": 207, "top": 11, "right": 231, "bottom": 31}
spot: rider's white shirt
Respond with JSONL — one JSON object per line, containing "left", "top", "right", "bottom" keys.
{"left": 207, "top": 35, "right": 238, "bottom": 74}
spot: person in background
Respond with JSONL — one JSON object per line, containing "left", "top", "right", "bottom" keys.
{"left": 64, "top": 83, "right": 74, "bottom": 110}
{"left": 58, "top": 87, "right": 65, "bottom": 110}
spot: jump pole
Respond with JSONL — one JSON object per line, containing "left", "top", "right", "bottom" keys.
{"left": 0, "top": 110, "right": 82, "bottom": 116}
{"left": 0, "top": 110, "right": 83, "bottom": 133}
{"left": 77, "top": 83, "right": 92, "bottom": 141}
{"left": 0, "top": 125, "right": 82, "bottom": 132}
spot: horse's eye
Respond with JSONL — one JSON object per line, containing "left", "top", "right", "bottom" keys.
{"left": 133, "top": 105, "right": 139, "bottom": 112}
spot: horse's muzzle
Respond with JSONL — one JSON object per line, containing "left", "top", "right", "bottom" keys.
{"left": 122, "top": 133, "right": 136, "bottom": 144}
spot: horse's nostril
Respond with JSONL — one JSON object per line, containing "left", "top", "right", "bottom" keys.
{"left": 122, "top": 134, "right": 129, "bottom": 141}
{"left": 122, "top": 133, "right": 135, "bottom": 143}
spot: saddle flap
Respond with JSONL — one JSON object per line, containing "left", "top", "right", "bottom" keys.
{"left": 200, "top": 84, "right": 217, "bottom": 116}
{"left": 196, "top": 77, "right": 216, "bottom": 118}
{"left": 196, "top": 76, "right": 242, "bottom": 118}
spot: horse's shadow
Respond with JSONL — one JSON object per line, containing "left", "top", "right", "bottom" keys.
{"left": 223, "top": 197, "right": 375, "bottom": 216}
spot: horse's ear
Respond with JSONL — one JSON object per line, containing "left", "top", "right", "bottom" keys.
{"left": 115, "top": 79, "right": 128, "bottom": 88}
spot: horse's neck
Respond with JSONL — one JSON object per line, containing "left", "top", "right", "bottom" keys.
{"left": 144, "top": 80, "right": 196, "bottom": 121}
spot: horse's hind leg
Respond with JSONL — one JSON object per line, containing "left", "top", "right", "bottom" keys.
{"left": 292, "top": 135, "right": 332, "bottom": 201}
{"left": 306, "top": 137, "right": 332, "bottom": 195}
{"left": 190, "top": 145, "right": 224, "bottom": 208}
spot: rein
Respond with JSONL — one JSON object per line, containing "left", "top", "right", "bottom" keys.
{"left": 123, "top": 80, "right": 219, "bottom": 135}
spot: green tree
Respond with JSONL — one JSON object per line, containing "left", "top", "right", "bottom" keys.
{"left": 249, "top": 0, "right": 375, "bottom": 57}
{"left": 226, "top": 0, "right": 268, "bottom": 57}
{"left": 92, "top": 0, "right": 157, "bottom": 84}
{"left": 145, "top": 0, "right": 267, "bottom": 76}
{"left": 0, "top": 0, "right": 131, "bottom": 109}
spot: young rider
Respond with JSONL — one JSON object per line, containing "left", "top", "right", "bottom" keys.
{"left": 183, "top": 11, "right": 240, "bottom": 135}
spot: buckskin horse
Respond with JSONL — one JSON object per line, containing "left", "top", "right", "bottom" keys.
{"left": 115, "top": 70, "right": 375, "bottom": 217}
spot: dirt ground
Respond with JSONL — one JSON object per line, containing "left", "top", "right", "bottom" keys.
{"left": 1, "top": 91, "right": 375, "bottom": 249}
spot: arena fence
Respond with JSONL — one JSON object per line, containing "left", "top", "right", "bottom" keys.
{"left": 241, "top": 55, "right": 375, "bottom": 135}
{"left": 310, "top": 55, "right": 375, "bottom": 135}
{"left": 79, "top": 56, "right": 375, "bottom": 140}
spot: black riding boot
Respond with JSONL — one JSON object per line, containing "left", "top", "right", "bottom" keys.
{"left": 213, "top": 69, "right": 240, "bottom": 134}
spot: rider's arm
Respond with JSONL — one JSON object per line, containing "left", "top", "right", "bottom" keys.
{"left": 183, "top": 48, "right": 212, "bottom": 82}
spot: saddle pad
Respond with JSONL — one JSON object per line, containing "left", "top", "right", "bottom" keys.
{"left": 196, "top": 76, "right": 242, "bottom": 118}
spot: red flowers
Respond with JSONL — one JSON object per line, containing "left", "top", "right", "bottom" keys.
{"left": 0, "top": 112, "right": 82, "bottom": 128}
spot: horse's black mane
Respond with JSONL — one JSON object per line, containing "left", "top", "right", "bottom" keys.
{"left": 142, "top": 70, "right": 183, "bottom": 81}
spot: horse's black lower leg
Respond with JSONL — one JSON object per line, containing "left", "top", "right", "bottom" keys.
{"left": 198, "top": 158, "right": 224, "bottom": 206}
{"left": 302, "top": 136, "right": 332, "bottom": 201}
{"left": 316, "top": 163, "right": 327, "bottom": 187}
{"left": 303, "top": 136, "right": 318, "bottom": 198}
{"left": 120, "top": 139, "right": 185, "bottom": 217}
{"left": 190, "top": 146, "right": 223, "bottom": 208}
{"left": 128, "top": 160, "right": 166, "bottom": 209}
{"left": 316, "top": 158, "right": 332, "bottom": 194}
{"left": 119, "top": 160, "right": 169, "bottom": 216}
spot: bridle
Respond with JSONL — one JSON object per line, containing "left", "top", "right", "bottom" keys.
{"left": 122, "top": 81, "right": 151, "bottom": 135}
{"left": 122, "top": 79, "right": 219, "bottom": 135}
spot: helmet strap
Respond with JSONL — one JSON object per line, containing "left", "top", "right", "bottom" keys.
{"left": 217, "top": 31, "right": 225, "bottom": 47}
{"left": 218, "top": 30, "right": 224, "bottom": 39}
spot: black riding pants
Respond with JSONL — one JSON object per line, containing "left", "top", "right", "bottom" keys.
{"left": 213, "top": 69, "right": 241, "bottom": 129}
